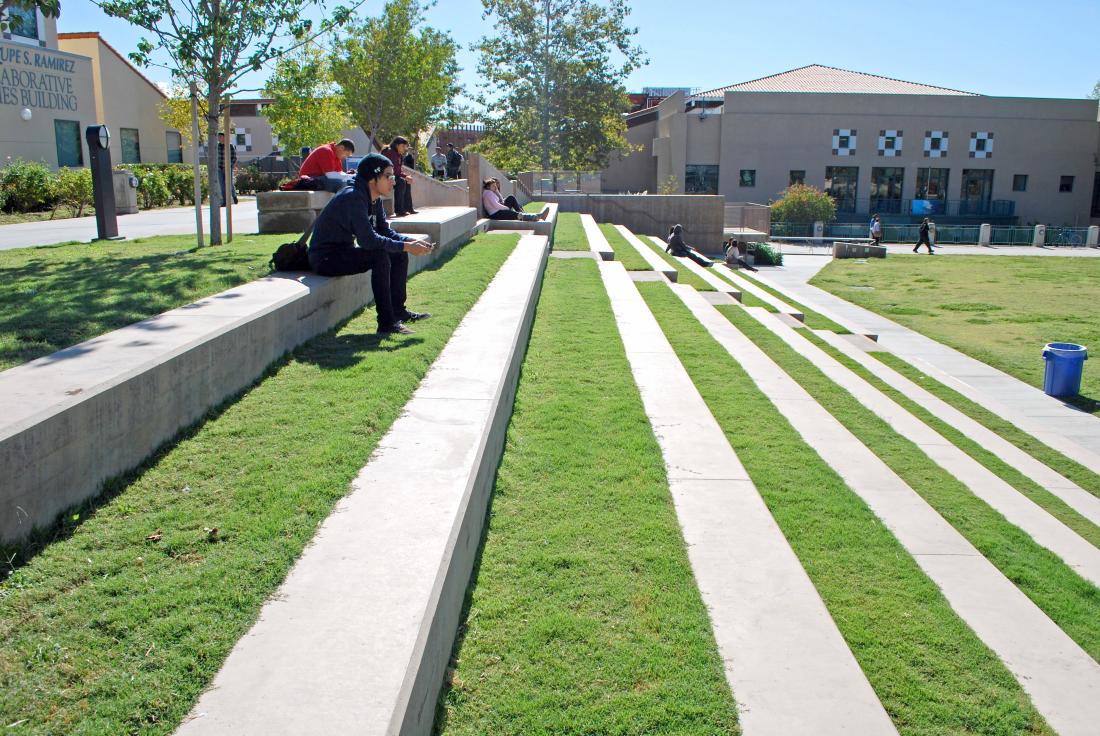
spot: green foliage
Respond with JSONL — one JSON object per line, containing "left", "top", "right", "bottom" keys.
{"left": 117, "top": 163, "right": 209, "bottom": 206}
{"left": 748, "top": 241, "right": 783, "bottom": 266}
{"left": 51, "top": 167, "right": 93, "bottom": 218}
{"left": 0, "top": 159, "right": 56, "bottom": 212}
{"left": 332, "top": 0, "right": 460, "bottom": 149}
{"left": 136, "top": 169, "right": 172, "bottom": 209}
{"left": 263, "top": 43, "right": 352, "bottom": 156}
{"left": 0, "top": 0, "right": 59, "bottom": 34}
{"left": 235, "top": 165, "right": 282, "bottom": 194}
{"left": 769, "top": 183, "right": 836, "bottom": 224}
{"left": 474, "top": 0, "right": 645, "bottom": 171}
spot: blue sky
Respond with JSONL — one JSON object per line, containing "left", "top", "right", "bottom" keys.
{"left": 58, "top": 0, "right": 1100, "bottom": 100}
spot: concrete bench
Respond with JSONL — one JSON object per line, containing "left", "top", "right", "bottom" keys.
{"left": 390, "top": 207, "right": 479, "bottom": 250}
{"left": 833, "top": 241, "right": 886, "bottom": 259}
{"left": 480, "top": 202, "right": 559, "bottom": 239}
{"left": 256, "top": 190, "right": 334, "bottom": 234}
{"left": 0, "top": 223, "right": 478, "bottom": 544}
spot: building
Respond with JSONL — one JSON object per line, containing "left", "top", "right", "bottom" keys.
{"left": 0, "top": 6, "right": 188, "bottom": 169}
{"left": 602, "top": 65, "right": 1100, "bottom": 226}
{"left": 627, "top": 87, "right": 694, "bottom": 113}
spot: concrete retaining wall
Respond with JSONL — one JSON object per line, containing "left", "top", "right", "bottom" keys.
{"left": 833, "top": 241, "right": 887, "bottom": 259}
{"left": 538, "top": 193, "right": 725, "bottom": 254}
{"left": 0, "top": 222, "right": 475, "bottom": 544}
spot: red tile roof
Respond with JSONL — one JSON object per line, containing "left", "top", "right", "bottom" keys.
{"left": 693, "top": 64, "right": 978, "bottom": 99}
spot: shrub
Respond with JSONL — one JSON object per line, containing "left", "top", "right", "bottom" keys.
{"left": 235, "top": 165, "right": 281, "bottom": 194}
{"left": 769, "top": 183, "right": 836, "bottom": 224}
{"left": 52, "top": 167, "right": 94, "bottom": 218}
{"left": 749, "top": 241, "right": 783, "bottom": 266}
{"left": 0, "top": 159, "right": 57, "bottom": 212}
{"left": 135, "top": 169, "right": 172, "bottom": 209}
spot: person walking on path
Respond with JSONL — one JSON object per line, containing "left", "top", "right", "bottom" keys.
{"left": 666, "top": 224, "right": 712, "bottom": 267}
{"left": 445, "top": 143, "right": 463, "bottom": 180}
{"left": 482, "top": 179, "right": 547, "bottom": 221}
{"left": 870, "top": 214, "right": 883, "bottom": 246}
{"left": 308, "top": 153, "right": 435, "bottom": 335}
{"left": 914, "top": 217, "right": 935, "bottom": 254}
{"left": 430, "top": 146, "right": 446, "bottom": 179}
{"left": 383, "top": 136, "right": 417, "bottom": 216}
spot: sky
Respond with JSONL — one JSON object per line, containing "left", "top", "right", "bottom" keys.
{"left": 57, "top": 0, "right": 1100, "bottom": 102}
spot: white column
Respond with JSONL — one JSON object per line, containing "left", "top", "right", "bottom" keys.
{"left": 1032, "top": 224, "right": 1046, "bottom": 247}
{"left": 979, "top": 223, "right": 992, "bottom": 246}
{"left": 1087, "top": 226, "right": 1099, "bottom": 247}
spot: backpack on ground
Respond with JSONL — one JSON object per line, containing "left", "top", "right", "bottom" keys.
{"left": 269, "top": 222, "right": 314, "bottom": 272}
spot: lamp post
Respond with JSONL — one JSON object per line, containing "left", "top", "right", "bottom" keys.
{"left": 85, "top": 124, "right": 122, "bottom": 241}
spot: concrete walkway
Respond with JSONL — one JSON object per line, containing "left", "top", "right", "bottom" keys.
{"left": 599, "top": 260, "right": 897, "bottom": 735}
{"left": 0, "top": 200, "right": 259, "bottom": 250}
{"left": 773, "top": 243, "right": 1100, "bottom": 258}
{"left": 760, "top": 255, "right": 1100, "bottom": 465}
{"left": 671, "top": 287, "right": 1100, "bottom": 736}
{"left": 708, "top": 261, "right": 803, "bottom": 320}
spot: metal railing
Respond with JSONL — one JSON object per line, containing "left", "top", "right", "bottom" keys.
{"left": 523, "top": 171, "right": 602, "bottom": 195}
{"left": 1046, "top": 227, "right": 1090, "bottom": 247}
{"left": 835, "top": 197, "right": 1016, "bottom": 217}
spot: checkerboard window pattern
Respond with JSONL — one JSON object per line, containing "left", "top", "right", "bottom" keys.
{"left": 923, "top": 130, "right": 949, "bottom": 158}
{"left": 878, "top": 130, "right": 903, "bottom": 157}
{"left": 233, "top": 127, "right": 253, "bottom": 153}
{"left": 969, "top": 131, "right": 993, "bottom": 159}
{"left": 832, "top": 129, "right": 857, "bottom": 156}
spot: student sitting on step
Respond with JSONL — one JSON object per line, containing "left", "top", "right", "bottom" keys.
{"left": 723, "top": 238, "right": 758, "bottom": 271}
{"left": 308, "top": 153, "right": 435, "bottom": 335}
{"left": 482, "top": 178, "right": 548, "bottom": 221}
{"left": 666, "top": 224, "right": 712, "bottom": 268}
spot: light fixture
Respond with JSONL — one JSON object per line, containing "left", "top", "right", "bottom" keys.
{"left": 19, "top": 108, "right": 32, "bottom": 121}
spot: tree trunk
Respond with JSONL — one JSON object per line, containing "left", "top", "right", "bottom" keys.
{"left": 539, "top": 0, "right": 551, "bottom": 170}
{"left": 206, "top": 88, "right": 223, "bottom": 245}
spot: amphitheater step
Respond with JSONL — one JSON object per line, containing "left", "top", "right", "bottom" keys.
{"left": 708, "top": 261, "right": 804, "bottom": 321}
{"left": 597, "top": 260, "right": 898, "bottom": 735}
{"left": 614, "top": 225, "right": 677, "bottom": 280}
{"left": 579, "top": 213, "right": 615, "bottom": 261}
{"left": 175, "top": 234, "right": 549, "bottom": 735}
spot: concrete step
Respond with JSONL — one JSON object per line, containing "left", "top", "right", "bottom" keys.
{"left": 818, "top": 330, "right": 1100, "bottom": 529}
{"left": 706, "top": 260, "right": 804, "bottom": 321}
{"left": 669, "top": 286, "right": 1100, "bottom": 736}
{"left": 579, "top": 213, "right": 615, "bottom": 261}
{"left": 480, "top": 203, "right": 559, "bottom": 239}
{"left": 665, "top": 251, "right": 743, "bottom": 301}
{"left": 737, "top": 269, "right": 877, "bottom": 340}
{"left": 615, "top": 225, "right": 677, "bottom": 281}
{"left": 598, "top": 261, "right": 897, "bottom": 735}
{"left": 176, "top": 234, "right": 550, "bottom": 735}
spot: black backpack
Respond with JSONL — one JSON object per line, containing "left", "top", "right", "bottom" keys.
{"left": 270, "top": 223, "right": 314, "bottom": 272}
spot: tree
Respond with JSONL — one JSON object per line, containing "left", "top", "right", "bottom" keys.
{"left": 94, "top": 0, "right": 358, "bottom": 245}
{"left": 263, "top": 43, "right": 352, "bottom": 156}
{"left": 1090, "top": 80, "right": 1099, "bottom": 100}
{"left": 474, "top": 0, "right": 645, "bottom": 172}
{"left": 769, "top": 184, "right": 837, "bottom": 224}
{"left": 0, "top": 0, "right": 58, "bottom": 34}
{"left": 158, "top": 83, "right": 210, "bottom": 148}
{"left": 331, "top": 0, "right": 460, "bottom": 151}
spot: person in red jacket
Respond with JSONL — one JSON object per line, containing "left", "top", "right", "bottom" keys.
{"left": 299, "top": 138, "right": 356, "bottom": 178}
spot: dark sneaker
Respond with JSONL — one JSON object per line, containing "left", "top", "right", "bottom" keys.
{"left": 538, "top": 208, "right": 549, "bottom": 220}
{"left": 406, "top": 209, "right": 420, "bottom": 215}
{"left": 402, "top": 310, "right": 432, "bottom": 322}
{"left": 377, "top": 322, "right": 414, "bottom": 335}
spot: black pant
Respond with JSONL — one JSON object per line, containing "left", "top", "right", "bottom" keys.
{"left": 394, "top": 178, "right": 414, "bottom": 214}
{"left": 671, "top": 247, "right": 712, "bottom": 268}
{"left": 309, "top": 247, "right": 409, "bottom": 329}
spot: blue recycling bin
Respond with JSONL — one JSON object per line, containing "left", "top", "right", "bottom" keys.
{"left": 1042, "top": 342, "right": 1088, "bottom": 397}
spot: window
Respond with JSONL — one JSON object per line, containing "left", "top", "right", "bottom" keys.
{"left": 5, "top": 3, "right": 39, "bottom": 40}
{"left": 960, "top": 169, "right": 994, "bottom": 215}
{"left": 789, "top": 170, "right": 805, "bottom": 186}
{"left": 916, "top": 168, "right": 949, "bottom": 200}
{"left": 824, "top": 166, "right": 858, "bottom": 212}
{"left": 1013, "top": 174, "right": 1028, "bottom": 192}
{"left": 1059, "top": 176, "right": 1074, "bottom": 193}
{"left": 54, "top": 120, "right": 83, "bottom": 168}
{"left": 739, "top": 169, "right": 756, "bottom": 187}
{"left": 870, "top": 167, "right": 904, "bottom": 213}
{"left": 1091, "top": 173, "right": 1100, "bottom": 217}
{"left": 120, "top": 128, "right": 141, "bottom": 163}
{"left": 166, "top": 131, "right": 183, "bottom": 163}
{"left": 684, "top": 165, "right": 718, "bottom": 194}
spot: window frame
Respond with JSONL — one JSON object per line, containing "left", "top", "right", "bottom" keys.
{"left": 1059, "top": 176, "right": 1074, "bottom": 193}
{"left": 1012, "top": 174, "right": 1028, "bottom": 192}
{"left": 738, "top": 169, "right": 756, "bottom": 188}
{"left": 120, "top": 127, "right": 142, "bottom": 164}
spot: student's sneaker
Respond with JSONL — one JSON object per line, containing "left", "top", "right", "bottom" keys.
{"left": 538, "top": 208, "right": 549, "bottom": 220}
{"left": 406, "top": 209, "right": 420, "bottom": 215}
{"left": 401, "top": 310, "right": 432, "bottom": 322}
{"left": 377, "top": 322, "right": 414, "bottom": 335}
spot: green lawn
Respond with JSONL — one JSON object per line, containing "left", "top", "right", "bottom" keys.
{"left": 597, "top": 223, "right": 651, "bottom": 271}
{"left": 811, "top": 255, "right": 1100, "bottom": 413}
{"left": 718, "top": 305, "right": 1100, "bottom": 665}
{"left": 522, "top": 201, "right": 546, "bottom": 213}
{"left": 551, "top": 212, "right": 589, "bottom": 251}
{"left": 638, "top": 283, "right": 1052, "bottom": 735}
{"left": 0, "top": 235, "right": 518, "bottom": 735}
{"left": 436, "top": 259, "right": 739, "bottom": 735}
{"left": 0, "top": 233, "right": 289, "bottom": 371}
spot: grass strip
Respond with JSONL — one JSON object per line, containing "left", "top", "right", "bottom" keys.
{"left": 810, "top": 255, "right": 1100, "bottom": 414}
{"left": 716, "top": 269, "right": 850, "bottom": 332}
{"left": 597, "top": 223, "right": 650, "bottom": 271}
{"left": 636, "top": 234, "right": 715, "bottom": 292}
{"left": 436, "top": 259, "right": 738, "bottom": 735}
{"left": 0, "top": 235, "right": 519, "bottom": 735}
{"left": 523, "top": 201, "right": 546, "bottom": 213}
{"left": 0, "top": 233, "right": 289, "bottom": 371}
{"left": 872, "top": 350, "right": 1100, "bottom": 499}
{"left": 550, "top": 212, "right": 589, "bottom": 251}
{"left": 800, "top": 330, "right": 1100, "bottom": 548}
{"left": 716, "top": 305, "right": 1100, "bottom": 662}
{"left": 637, "top": 282, "right": 1052, "bottom": 735}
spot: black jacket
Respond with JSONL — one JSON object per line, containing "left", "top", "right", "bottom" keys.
{"left": 308, "top": 180, "right": 409, "bottom": 259}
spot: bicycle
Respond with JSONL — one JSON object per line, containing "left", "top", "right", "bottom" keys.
{"left": 1050, "top": 228, "right": 1083, "bottom": 247}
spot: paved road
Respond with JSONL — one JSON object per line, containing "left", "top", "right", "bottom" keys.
{"left": 775, "top": 242, "right": 1100, "bottom": 258}
{"left": 0, "top": 200, "right": 259, "bottom": 250}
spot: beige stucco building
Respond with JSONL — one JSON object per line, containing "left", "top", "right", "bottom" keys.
{"left": 604, "top": 65, "right": 1100, "bottom": 226}
{"left": 0, "top": 8, "right": 187, "bottom": 169}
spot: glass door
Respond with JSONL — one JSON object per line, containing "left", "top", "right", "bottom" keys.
{"left": 825, "top": 166, "right": 858, "bottom": 212}
{"left": 870, "top": 167, "right": 904, "bottom": 214}
{"left": 960, "top": 169, "right": 994, "bottom": 216}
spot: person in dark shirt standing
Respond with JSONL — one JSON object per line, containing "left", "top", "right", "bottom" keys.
{"left": 445, "top": 143, "right": 463, "bottom": 180}
{"left": 216, "top": 132, "right": 238, "bottom": 206}
{"left": 383, "top": 136, "right": 417, "bottom": 216}
{"left": 309, "top": 153, "right": 435, "bottom": 335}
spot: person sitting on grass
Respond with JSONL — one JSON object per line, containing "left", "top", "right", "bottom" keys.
{"left": 723, "top": 238, "right": 758, "bottom": 271}
{"left": 308, "top": 153, "right": 435, "bottom": 336}
{"left": 482, "top": 178, "right": 548, "bottom": 221}
{"left": 666, "top": 224, "right": 712, "bottom": 268}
